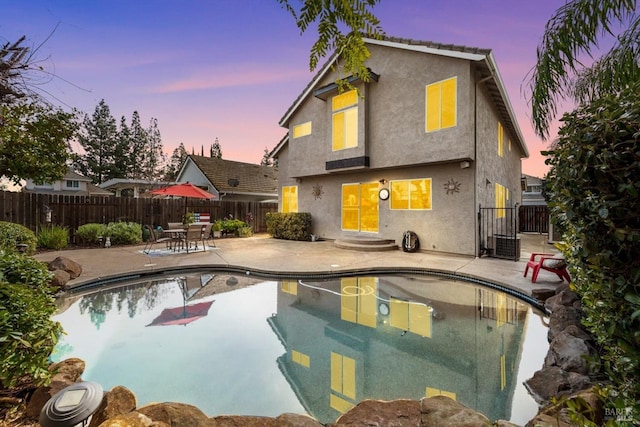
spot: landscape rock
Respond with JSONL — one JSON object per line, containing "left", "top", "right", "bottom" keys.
{"left": 137, "top": 402, "right": 217, "bottom": 427}
{"left": 26, "top": 358, "right": 86, "bottom": 418}
{"left": 48, "top": 256, "right": 83, "bottom": 279}
{"left": 525, "top": 366, "right": 592, "bottom": 403}
{"left": 212, "top": 415, "right": 274, "bottom": 426}
{"left": 545, "top": 288, "right": 580, "bottom": 312}
{"left": 333, "top": 399, "right": 421, "bottom": 426}
{"left": 531, "top": 288, "right": 556, "bottom": 302}
{"left": 547, "top": 305, "right": 582, "bottom": 341}
{"left": 545, "top": 329, "right": 596, "bottom": 375}
{"left": 275, "top": 413, "right": 323, "bottom": 426}
{"left": 50, "top": 268, "right": 71, "bottom": 289}
{"left": 420, "top": 396, "right": 492, "bottom": 426}
{"left": 90, "top": 385, "right": 137, "bottom": 427}
{"left": 97, "top": 411, "right": 154, "bottom": 427}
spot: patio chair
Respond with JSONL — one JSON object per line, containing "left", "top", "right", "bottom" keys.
{"left": 143, "top": 225, "right": 173, "bottom": 254}
{"left": 524, "top": 252, "right": 571, "bottom": 283}
{"left": 201, "top": 223, "right": 215, "bottom": 248}
{"left": 183, "top": 224, "right": 205, "bottom": 254}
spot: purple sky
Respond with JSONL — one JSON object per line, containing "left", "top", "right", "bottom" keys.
{"left": 2, "top": 0, "right": 573, "bottom": 177}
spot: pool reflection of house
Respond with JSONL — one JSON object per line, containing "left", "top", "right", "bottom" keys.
{"left": 267, "top": 276, "right": 529, "bottom": 423}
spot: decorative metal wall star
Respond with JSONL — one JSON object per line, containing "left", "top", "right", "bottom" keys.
{"left": 444, "top": 179, "right": 461, "bottom": 195}
{"left": 312, "top": 184, "right": 324, "bottom": 200}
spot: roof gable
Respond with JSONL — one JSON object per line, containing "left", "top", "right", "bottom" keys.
{"left": 277, "top": 35, "right": 528, "bottom": 158}
{"left": 185, "top": 155, "right": 278, "bottom": 195}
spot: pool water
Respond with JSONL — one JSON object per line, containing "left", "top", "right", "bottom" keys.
{"left": 51, "top": 272, "right": 548, "bottom": 425}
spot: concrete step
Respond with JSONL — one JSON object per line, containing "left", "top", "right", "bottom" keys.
{"left": 334, "top": 237, "right": 399, "bottom": 252}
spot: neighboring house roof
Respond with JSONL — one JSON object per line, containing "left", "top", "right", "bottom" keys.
{"left": 23, "top": 167, "right": 114, "bottom": 196}
{"left": 100, "top": 178, "right": 178, "bottom": 195}
{"left": 181, "top": 155, "right": 278, "bottom": 196}
{"left": 275, "top": 35, "right": 528, "bottom": 158}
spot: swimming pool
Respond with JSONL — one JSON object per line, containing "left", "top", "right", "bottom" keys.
{"left": 51, "top": 270, "right": 548, "bottom": 425}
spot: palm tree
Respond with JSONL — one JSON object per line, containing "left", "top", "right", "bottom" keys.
{"left": 527, "top": 0, "right": 639, "bottom": 140}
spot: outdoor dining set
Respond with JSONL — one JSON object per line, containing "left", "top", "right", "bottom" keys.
{"left": 143, "top": 222, "right": 215, "bottom": 254}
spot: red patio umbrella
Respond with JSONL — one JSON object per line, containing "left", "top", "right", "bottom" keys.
{"left": 146, "top": 300, "right": 214, "bottom": 327}
{"left": 149, "top": 182, "right": 216, "bottom": 199}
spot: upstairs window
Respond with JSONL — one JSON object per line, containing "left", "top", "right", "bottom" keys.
{"left": 332, "top": 90, "right": 358, "bottom": 150}
{"left": 66, "top": 180, "right": 80, "bottom": 188}
{"left": 425, "top": 77, "right": 457, "bottom": 132}
{"left": 293, "top": 121, "right": 312, "bottom": 139}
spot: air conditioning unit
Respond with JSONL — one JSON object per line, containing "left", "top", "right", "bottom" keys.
{"left": 491, "top": 234, "right": 521, "bottom": 260}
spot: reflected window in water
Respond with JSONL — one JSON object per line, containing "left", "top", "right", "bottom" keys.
{"left": 52, "top": 272, "right": 548, "bottom": 425}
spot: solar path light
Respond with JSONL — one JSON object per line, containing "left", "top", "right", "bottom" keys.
{"left": 40, "top": 381, "right": 104, "bottom": 427}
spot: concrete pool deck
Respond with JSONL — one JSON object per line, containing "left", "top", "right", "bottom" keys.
{"left": 34, "top": 232, "right": 566, "bottom": 302}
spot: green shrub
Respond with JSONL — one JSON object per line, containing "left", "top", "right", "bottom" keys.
{"left": 76, "top": 223, "right": 107, "bottom": 244}
{"left": 0, "top": 252, "right": 55, "bottom": 289}
{"left": 218, "top": 219, "right": 248, "bottom": 236}
{"left": 0, "top": 252, "right": 61, "bottom": 388}
{"left": 37, "top": 224, "right": 69, "bottom": 250}
{"left": 266, "top": 212, "right": 312, "bottom": 241}
{"left": 105, "top": 222, "right": 142, "bottom": 245}
{"left": 544, "top": 81, "right": 640, "bottom": 414}
{"left": 238, "top": 226, "right": 253, "bottom": 237}
{"left": 0, "top": 221, "right": 37, "bottom": 255}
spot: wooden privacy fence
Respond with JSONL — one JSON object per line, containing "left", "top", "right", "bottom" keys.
{"left": 518, "top": 205, "right": 548, "bottom": 233}
{"left": 0, "top": 191, "right": 278, "bottom": 243}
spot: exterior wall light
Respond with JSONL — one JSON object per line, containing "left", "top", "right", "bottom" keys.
{"left": 40, "top": 381, "right": 104, "bottom": 427}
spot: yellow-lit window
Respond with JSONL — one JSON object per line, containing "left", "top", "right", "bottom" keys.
{"left": 282, "top": 186, "right": 298, "bottom": 213}
{"left": 281, "top": 280, "right": 297, "bottom": 295}
{"left": 426, "top": 77, "right": 457, "bottom": 132}
{"left": 340, "top": 277, "right": 378, "bottom": 328}
{"left": 390, "top": 179, "right": 432, "bottom": 210}
{"left": 495, "top": 183, "right": 506, "bottom": 218}
{"left": 331, "top": 352, "right": 356, "bottom": 399}
{"left": 293, "top": 121, "right": 312, "bottom": 138}
{"left": 332, "top": 90, "right": 358, "bottom": 150}
{"left": 389, "top": 297, "right": 432, "bottom": 338}
{"left": 498, "top": 122, "right": 504, "bottom": 157}
{"left": 291, "top": 349, "right": 310, "bottom": 368}
{"left": 426, "top": 387, "right": 456, "bottom": 400}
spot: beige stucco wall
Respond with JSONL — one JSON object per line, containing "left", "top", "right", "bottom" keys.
{"left": 277, "top": 42, "right": 526, "bottom": 257}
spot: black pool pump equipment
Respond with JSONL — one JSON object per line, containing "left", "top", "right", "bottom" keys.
{"left": 402, "top": 230, "right": 420, "bottom": 253}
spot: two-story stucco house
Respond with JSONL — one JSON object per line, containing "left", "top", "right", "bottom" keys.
{"left": 272, "top": 36, "right": 528, "bottom": 257}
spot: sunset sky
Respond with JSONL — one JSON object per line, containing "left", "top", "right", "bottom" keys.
{"left": 3, "top": 0, "right": 578, "bottom": 178}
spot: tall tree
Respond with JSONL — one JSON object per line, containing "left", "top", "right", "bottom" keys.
{"left": 1, "top": 35, "right": 76, "bottom": 183}
{"left": 111, "top": 116, "right": 130, "bottom": 180}
{"left": 128, "top": 111, "right": 148, "bottom": 179}
{"left": 210, "top": 137, "right": 222, "bottom": 158}
{"left": 145, "top": 117, "right": 166, "bottom": 179}
{"left": 526, "top": 0, "right": 639, "bottom": 139}
{"left": 164, "top": 143, "right": 188, "bottom": 181}
{"left": 0, "top": 101, "right": 77, "bottom": 184}
{"left": 260, "top": 147, "right": 273, "bottom": 166}
{"left": 76, "top": 99, "right": 117, "bottom": 184}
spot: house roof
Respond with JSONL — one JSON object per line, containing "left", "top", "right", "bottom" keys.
{"left": 275, "top": 35, "right": 528, "bottom": 158}
{"left": 184, "top": 155, "right": 278, "bottom": 195}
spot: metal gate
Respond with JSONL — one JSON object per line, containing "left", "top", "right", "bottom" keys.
{"left": 478, "top": 204, "right": 520, "bottom": 260}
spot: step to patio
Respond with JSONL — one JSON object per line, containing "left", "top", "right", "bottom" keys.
{"left": 334, "top": 237, "right": 399, "bottom": 252}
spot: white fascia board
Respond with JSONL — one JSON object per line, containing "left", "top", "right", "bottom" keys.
{"left": 363, "top": 38, "right": 487, "bottom": 62}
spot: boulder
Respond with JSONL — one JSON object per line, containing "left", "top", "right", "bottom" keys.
{"left": 334, "top": 399, "right": 421, "bottom": 426}
{"left": 212, "top": 415, "right": 274, "bottom": 426}
{"left": 96, "top": 411, "right": 154, "bottom": 427}
{"left": 275, "top": 413, "right": 323, "bottom": 426}
{"left": 26, "top": 358, "right": 86, "bottom": 418}
{"left": 50, "top": 268, "right": 71, "bottom": 289}
{"left": 524, "top": 366, "right": 592, "bottom": 403}
{"left": 526, "top": 388, "right": 603, "bottom": 427}
{"left": 547, "top": 305, "right": 582, "bottom": 341}
{"left": 545, "top": 329, "right": 596, "bottom": 375}
{"left": 531, "top": 288, "right": 556, "bottom": 302}
{"left": 137, "top": 402, "right": 217, "bottom": 427}
{"left": 48, "top": 256, "right": 83, "bottom": 279}
{"left": 420, "top": 396, "right": 491, "bottom": 426}
{"left": 90, "top": 385, "right": 137, "bottom": 427}
{"left": 545, "top": 288, "right": 580, "bottom": 312}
